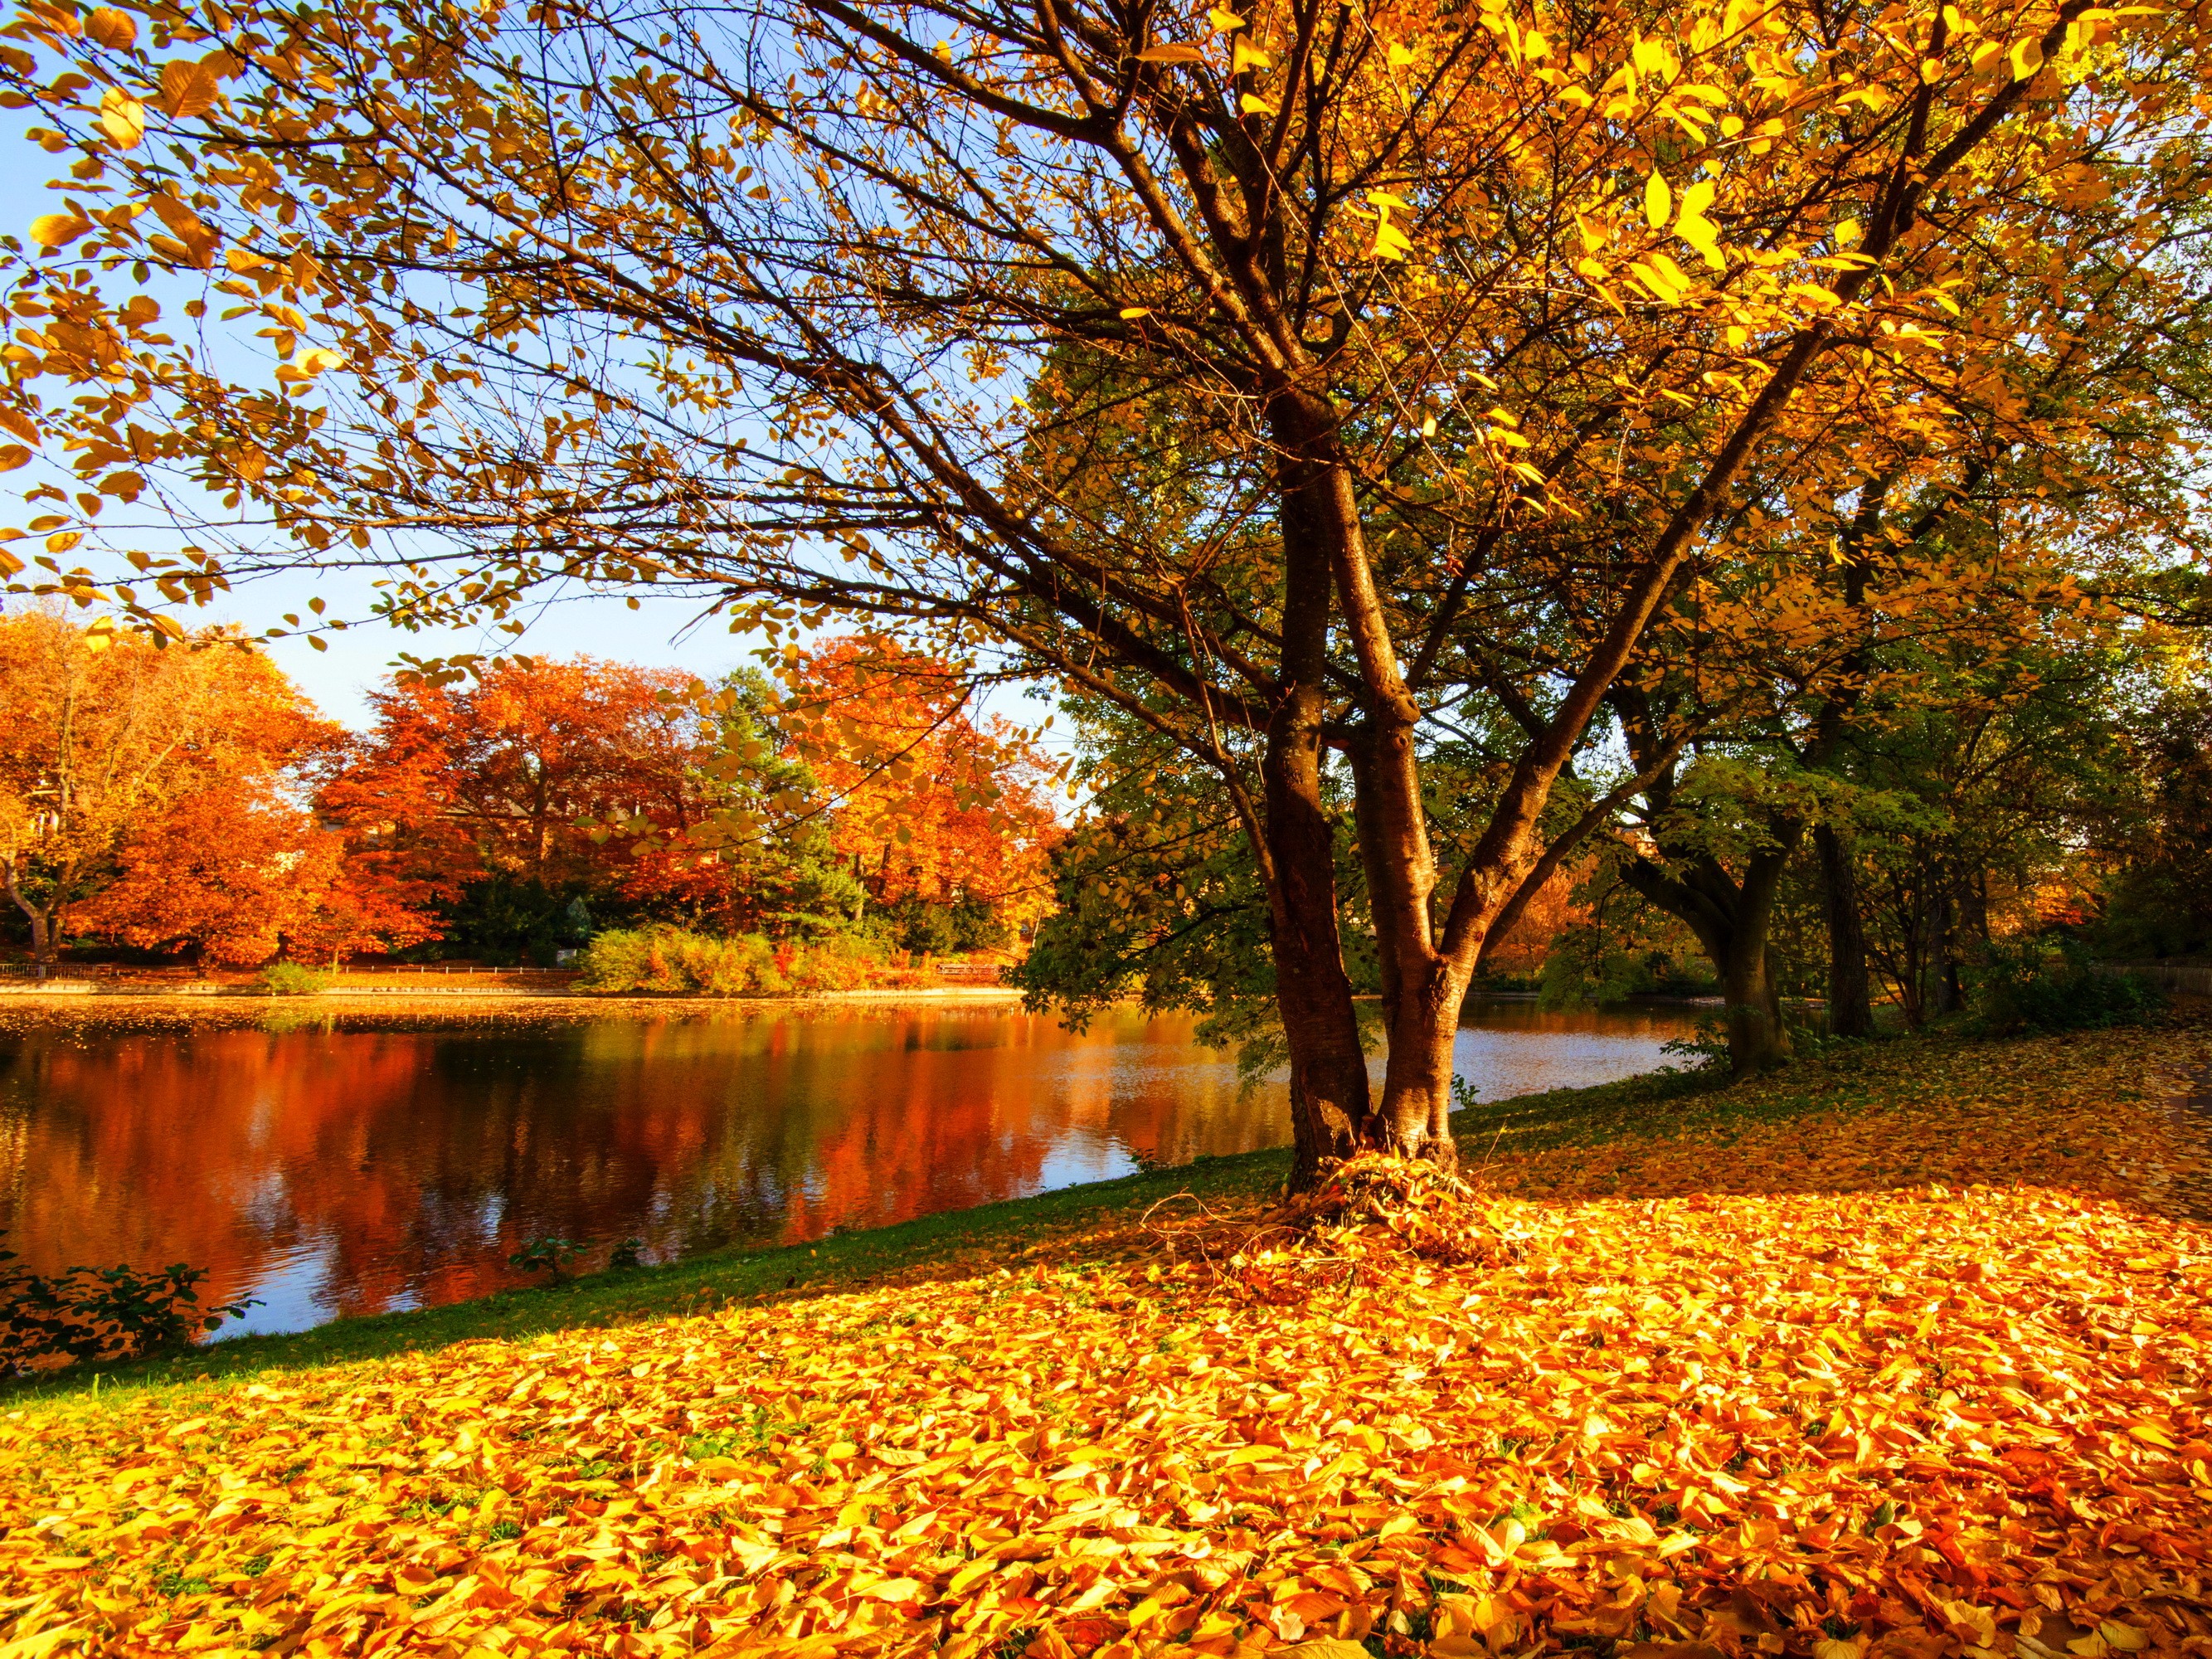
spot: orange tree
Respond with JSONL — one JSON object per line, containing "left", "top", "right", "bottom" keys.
{"left": 0, "top": 0, "right": 2206, "bottom": 1175}
{"left": 0, "top": 608, "right": 357, "bottom": 971}
{"left": 777, "top": 637, "right": 1062, "bottom": 944}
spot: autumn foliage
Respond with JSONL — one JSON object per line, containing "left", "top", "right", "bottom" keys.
{"left": 1, "top": 1021, "right": 2208, "bottom": 1659}
{"left": 780, "top": 639, "right": 1062, "bottom": 933}
{"left": 0, "top": 609, "right": 437, "bottom": 968}
{"left": 0, "top": 626, "right": 1060, "bottom": 971}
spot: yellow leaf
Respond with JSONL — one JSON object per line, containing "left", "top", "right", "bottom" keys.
{"left": 1208, "top": 7, "right": 1246, "bottom": 32}
{"left": 84, "top": 7, "right": 137, "bottom": 48}
{"left": 1118, "top": 306, "right": 1151, "bottom": 319}
{"left": 2098, "top": 1623, "right": 2148, "bottom": 1652}
{"left": 1232, "top": 36, "right": 1272, "bottom": 71}
{"left": 1370, "top": 220, "right": 1412, "bottom": 260}
{"left": 1644, "top": 172, "right": 1671, "bottom": 230}
{"left": 158, "top": 58, "right": 221, "bottom": 119}
{"left": 29, "top": 214, "right": 90, "bottom": 249}
{"left": 1135, "top": 43, "right": 1205, "bottom": 62}
{"left": 1239, "top": 91, "right": 1277, "bottom": 115}
{"left": 2125, "top": 1423, "right": 2178, "bottom": 1449}
{"left": 294, "top": 348, "right": 346, "bottom": 375}
{"left": 2009, "top": 36, "right": 2044, "bottom": 79}
{"left": 97, "top": 88, "right": 145, "bottom": 148}
{"left": 0, "top": 445, "right": 32, "bottom": 474}
{"left": 1386, "top": 37, "right": 1416, "bottom": 66}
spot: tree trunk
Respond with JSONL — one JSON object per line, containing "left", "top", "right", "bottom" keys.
{"left": 2, "top": 861, "right": 56, "bottom": 980}
{"left": 1814, "top": 825, "right": 1873, "bottom": 1039}
{"left": 1347, "top": 729, "right": 1461, "bottom": 1170}
{"left": 1930, "top": 890, "right": 1963, "bottom": 1015}
{"left": 1263, "top": 436, "right": 1372, "bottom": 1189}
{"left": 1717, "top": 912, "right": 1789, "bottom": 1072}
{"left": 1623, "top": 830, "right": 1800, "bottom": 1075}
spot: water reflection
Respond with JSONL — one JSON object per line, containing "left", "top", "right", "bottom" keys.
{"left": 0, "top": 996, "right": 1692, "bottom": 1335}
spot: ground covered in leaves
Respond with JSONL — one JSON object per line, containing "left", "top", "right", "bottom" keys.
{"left": 4, "top": 1022, "right": 2212, "bottom": 1659}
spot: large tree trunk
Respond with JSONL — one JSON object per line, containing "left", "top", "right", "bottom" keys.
{"left": 1261, "top": 685, "right": 1370, "bottom": 1186}
{"left": 1717, "top": 860, "right": 1791, "bottom": 1072}
{"left": 2, "top": 862, "right": 56, "bottom": 981}
{"left": 1347, "top": 726, "right": 1462, "bottom": 1170}
{"left": 1263, "top": 435, "right": 1372, "bottom": 1189}
{"left": 1622, "top": 830, "right": 1801, "bottom": 1075}
{"left": 1814, "top": 825, "right": 1873, "bottom": 1039}
{"left": 1930, "top": 889, "right": 1964, "bottom": 1016}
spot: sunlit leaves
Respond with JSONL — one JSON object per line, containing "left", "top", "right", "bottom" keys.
{"left": 2, "top": 1026, "right": 2210, "bottom": 1657}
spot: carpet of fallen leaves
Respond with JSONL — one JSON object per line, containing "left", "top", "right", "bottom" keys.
{"left": 5, "top": 1024, "right": 2212, "bottom": 1659}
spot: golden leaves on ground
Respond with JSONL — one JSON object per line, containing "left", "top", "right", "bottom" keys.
{"left": 3, "top": 1026, "right": 2211, "bottom": 1659}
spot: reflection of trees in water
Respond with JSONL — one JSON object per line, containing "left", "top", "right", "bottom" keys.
{"left": 0, "top": 1003, "right": 1678, "bottom": 1332}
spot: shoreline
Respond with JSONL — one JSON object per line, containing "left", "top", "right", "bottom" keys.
{"left": 5, "top": 1014, "right": 2207, "bottom": 1409}
{"left": 0, "top": 984, "right": 1030, "bottom": 1015}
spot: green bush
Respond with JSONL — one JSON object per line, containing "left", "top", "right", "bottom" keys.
{"left": 0, "top": 1233, "right": 260, "bottom": 1372}
{"left": 1969, "top": 940, "right": 2165, "bottom": 1035}
{"left": 576, "top": 925, "right": 882, "bottom": 995}
{"left": 259, "top": 961, "right": 332, "bottom": 996}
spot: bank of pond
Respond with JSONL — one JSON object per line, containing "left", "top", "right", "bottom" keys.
{"left": 0, "top": 996, "right": 1696, "bottom": 1338}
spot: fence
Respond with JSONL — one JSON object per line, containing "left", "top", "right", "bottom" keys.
{"left": 2098, "top": 960, "right": 2212, "bottom": 997}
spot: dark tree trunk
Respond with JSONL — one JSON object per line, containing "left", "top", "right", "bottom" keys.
{"left": 3, "top": 867, "right": 56, "bottom": 981}
{"left": 1262, "top": 681, "right": 1370, "bottom": 1186}
{"left": 1931, "top": 890, "right": 1964, "bottom": 1015}
{"left": 1815, "top": 825, "right": 1873, "bottom": 1039}
{"left": 1622, "top": 828, "right": 1801, "bottom": 1075}
{"left": 1263, "top": 432, "right": 1373, "bottom": 1188}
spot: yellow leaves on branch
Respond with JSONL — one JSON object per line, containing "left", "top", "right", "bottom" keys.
{"left": 1231, "top": 36, "right": 1272, "bottom": 74}
{"left": 275, "top": 347, "right": 347, "bottom": 383}
{"left": 27, "top": 212, "right": 90, "bottom": 250}
{"left": 157, "top": 57, "right": 221, "bottom": 120}
{"left": 146, "top": 191, "right": 217, "bottom": 269}
{"left": 1363, "top": 188, "right": 1412, "bottom": 262}
{"left": 95, "top": 88, "right": 143, "bottom": 150}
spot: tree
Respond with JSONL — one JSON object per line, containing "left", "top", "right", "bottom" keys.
{"left": 780, "top": 638, "right": 1062, "bottom": 941}
{"left": 2, "top": 0, "right": 2205, "bottom": 1176}
{"left": 328, "top": 657, "right": 708, "bottom": 889}
{"left": 2090, "top": 679, "right": 2212, "bottom": 959}
{"left": 607, "top": 668, "right": 871, "bottom": 940}
{"left": 0, "top": 610, "right": 331, "bottom": 972}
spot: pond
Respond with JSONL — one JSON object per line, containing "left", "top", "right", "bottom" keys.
{"left": 0, "top": 995, "right": 1699, "bottom": 1335}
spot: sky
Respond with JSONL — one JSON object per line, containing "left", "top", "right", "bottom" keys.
{"left": 0, "top": 113, "right": 1053, "bottom": 740}
{"left": 0, "top": 117, "right": 769, "bottom": 728}
{"left": 198, "top": 562, "right": 761, "bottom": 727}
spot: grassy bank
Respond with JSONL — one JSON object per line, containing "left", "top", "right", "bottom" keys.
{"left": 12, "top": 1014, "right": 2207, "bottom": 1409}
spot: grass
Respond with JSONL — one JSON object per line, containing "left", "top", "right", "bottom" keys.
{"left": 8, "top": 1014, "right": 2200, "bottom": 1413}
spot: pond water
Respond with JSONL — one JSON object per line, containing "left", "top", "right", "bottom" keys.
{"left": 0, "top": 996, "right": 1697, "bottom": 1335}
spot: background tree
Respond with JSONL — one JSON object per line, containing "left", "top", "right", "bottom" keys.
{"left": 0, "top": 609, "right": 333, "bottom": 973}
{"left": 2, "top": 0, "right": 2205, "bottom": 1175}
{"left": 779, "top": 638, "right": 1062, "bottom": 951}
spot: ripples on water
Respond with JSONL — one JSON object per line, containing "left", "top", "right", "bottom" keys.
{"left": 0, "top": 997, "right": 1694, "bottom": 1335}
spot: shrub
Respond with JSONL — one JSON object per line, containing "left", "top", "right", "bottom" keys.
{"left": 0, "top": 1235, "right": 260, "bottom": 1372}
{"left": 507, "top": 1236, "right": 591, "bottom": 1284}
{"left": 260, "top": 960, "right": 331, "bottom": 996}
{"left": 1969, "top": 940, "right": 2165, "bottom": 1036}
{"left": 577, "top": 925, "right": 882, "bottom": 995}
